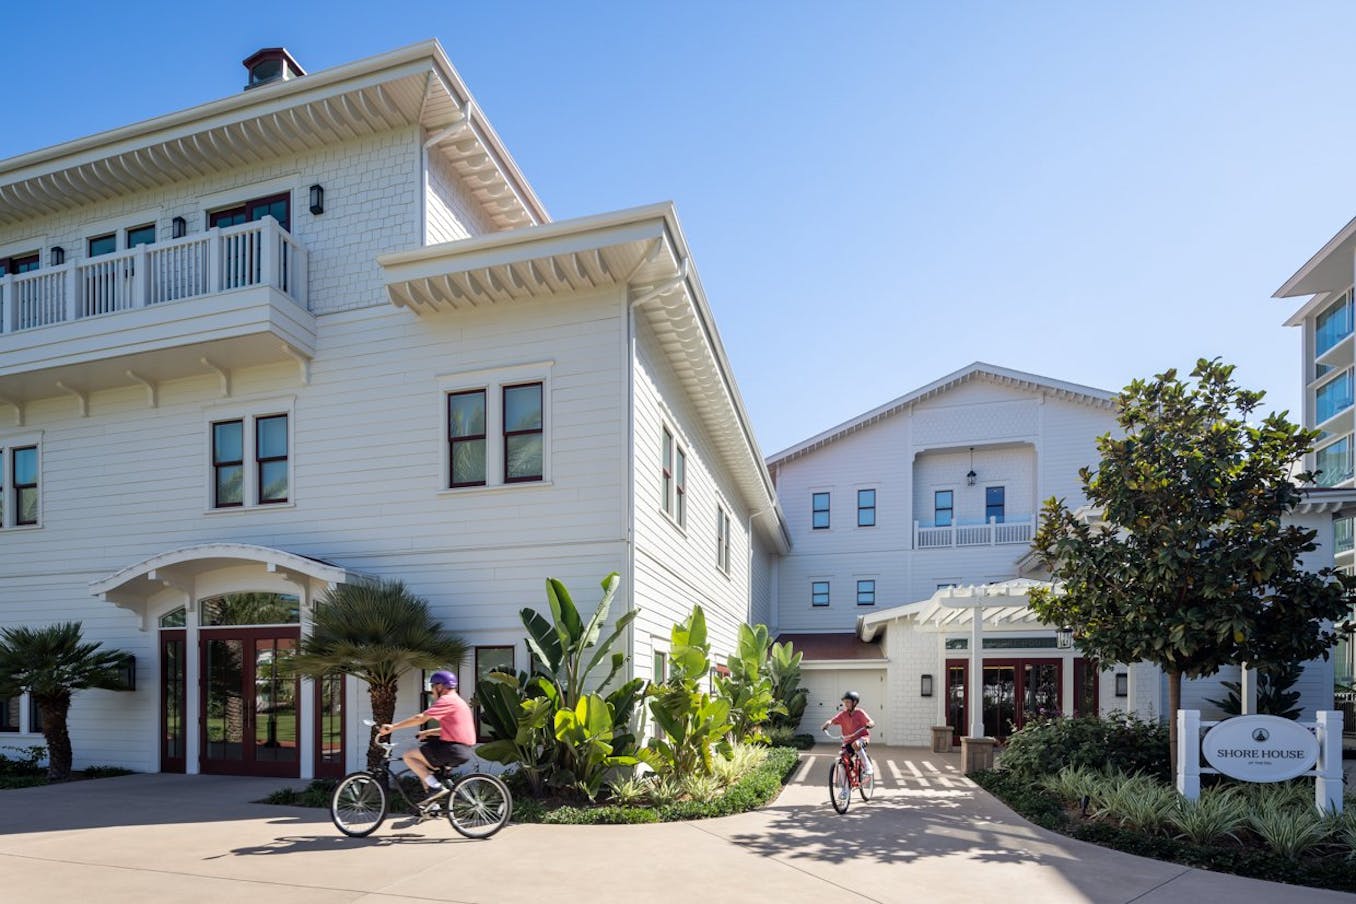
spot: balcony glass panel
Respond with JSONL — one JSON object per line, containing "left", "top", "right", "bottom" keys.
{"left": 1335, "top": 517, "right": 1354, "bottom": 554}
{"left": 1316, "top": 292, "right": 1354, "bottom": 358}
{"left": 1316, "top": 436, "right": 1353, "bottom": 488}
{"left": 1316, "top": 371, "right": 1353, "bottom": 424}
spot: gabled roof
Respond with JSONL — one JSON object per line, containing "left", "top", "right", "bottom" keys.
{"left": 767, "top": 362, "right": 1115, "bottom": 468}
{"left": 1274, "top": 216, "right": 1356, "bottom": 300}
{"left": 0, "top": 39, "right": 546, "bottom": 231}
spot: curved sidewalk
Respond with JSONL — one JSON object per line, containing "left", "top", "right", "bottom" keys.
{"left": 0, "top": 747, "right": 1351, "bottom": 904}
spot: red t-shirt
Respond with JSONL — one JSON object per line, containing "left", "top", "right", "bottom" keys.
{"left": 830, "top": 707, "right": 872, "bottom": 743}
{"left": 422, "top": 690, "right": 476, "bottom": 744}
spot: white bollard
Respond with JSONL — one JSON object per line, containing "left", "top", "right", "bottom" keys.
{"left": 1315, "top": 710, "right": 1344, "bottom": 815}
{"left": 1176, "top": 709, "right": 1201, "bottom": 801}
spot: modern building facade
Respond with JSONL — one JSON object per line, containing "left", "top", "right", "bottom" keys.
{"left": 0, "top": 41, "right": 788, "bottom": 777}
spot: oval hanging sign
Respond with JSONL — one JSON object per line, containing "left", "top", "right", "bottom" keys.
{"left": 1201, "top": 715, "right": 1319, "bottom": 782}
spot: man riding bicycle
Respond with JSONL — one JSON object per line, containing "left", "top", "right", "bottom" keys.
{"left": 822, "top": 690, "right": 875, "bottom": 794}
{"left": 377, "top": 670, "right": 475, "bottom": 804}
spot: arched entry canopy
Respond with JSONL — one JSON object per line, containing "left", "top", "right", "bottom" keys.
{"left": 90, "top": 542, "right": 376, "bottom": 630}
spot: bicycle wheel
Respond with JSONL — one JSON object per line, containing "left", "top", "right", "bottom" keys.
{"left": 858, "top": 766, "right": 875, "bottom": 801}
{"left": 446, "top": 773, "right": 513, "bottom": 839}
{"left": 332, "top": 771, "right": 388, "bottom": 837}
{"left": 829, "top": 760, "right": 851, "bottom": 813}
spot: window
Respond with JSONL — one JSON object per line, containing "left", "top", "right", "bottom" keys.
{"left": 503, "top": 383, "right": 544, "bottom": 483}
{"left": 812, "top": 492, "right": 830, "bottom": 529}
{"left": 1317, "top": 290, "right": 1354, "bottom": 358}
{"left": 716, "top": 506, "right": 731, "bottom": 573}
{"left": 440, "top": 364, "right": 551, "bottom": 491}
{"left": 209, "top": 192, "right": 291, "bottom": 231}
{"left": 208, "top": 407, "right": 293, "bottom": 511}
{"left": 212, "top": 420, "right": 244, "bottom": 508}
{"left": 985, "top": 486, "right": 1005, "bottom": 523}
{"left": 1338, "top": 517, "right": 1354, "bottom": 554}
{"left": 653, "top": 650, "right": 668, "bottom": 682}
{"left": 1317, "top": 436, "right": 1353, "bottom": 487}
{"left": 12, "top": 446, "right": 37, "bottom": 526}
{"left": 660, "top": 426, "right": 686, "bottom": 526}
{"left": 87, "top": 233, "right": 116, "bottom": 257}
{"left": 126, "top": 223, "right": 156, "bottom": 248}
{"left": 256, "top": 415, "right": 289, "bottom": 504}
{"left": 448, "top": 390, "right": 487, "bottom": 487}
{"left": 475, "top": 646, "right": 515, "bottom": 694}
{"left": 857, "top": 489, "right": 876, "bottom": 527}
{"left": 1317, "top": 370, "right": 1354, "bottom": 424}
{"left": 857, "top": 580, "right": 876, "bottom": 606}
{"left": 28, "top": 696, "right": 42, "bottom": 734}
{"left": 0, "top": 695, "right": 17, "bottom": 732}
{"left": 812, "top": 581, "right": 830, "bottom": 607}
{"left": 0, "top": 252, "right": 39, "bottom": 276}
{"left": 934, "top": 490, "right": 954, "bottom": 527}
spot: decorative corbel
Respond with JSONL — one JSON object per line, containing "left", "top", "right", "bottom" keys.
{"left": 200, "top": 357, "right": 231, "bottom": 397}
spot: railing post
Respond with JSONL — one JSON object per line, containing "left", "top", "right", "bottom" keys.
{"left": 207, "top": 227, "right": 222, "bottom": 292}
{"left": 1175, "top": 709, "right": 1200, "bottom": 801}
{"left": 913, "top": 520, "right": 918, "bottom": 550}
{"left": 131, "top": 245, "right": 148, "bottom": 308}
{"left": 64, "top": 264, "right": 78, "bottom": 322}
{"left": 259, "top": 217, "right": 278, "bottom": 289}
{"left": 989, "top": 516, "right": 997, "bottom": 545}
{"left": 0, "top": 274, "right": 9, "bottom": 333}
{"left": 1316, "top": 710, "right": 1344, "bottom": 815}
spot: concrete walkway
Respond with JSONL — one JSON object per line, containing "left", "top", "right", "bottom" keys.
{"left": 0, "top": 747, "right": 1351, "bottom": 903}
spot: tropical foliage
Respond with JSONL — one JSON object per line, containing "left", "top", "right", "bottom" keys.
{"left": 287, "top": 579, "right": 466, "bottom": 769}
{"left": 0, "top": 622, "right": 131, "bottom": 781}
{"left": 1028, "top": 359, "right": 1355, "bottom": 772}
{"left": 476, "top": 573, "right": 644, "bottom": 800}
{"left": 646, "top": 605, "right": 734, "bottom": 777}
{"left": 764, "top": 639, "right": 808, "bottom": 730}
{"left": 712, "top": 623, "right": 784, "bottom": 742}
{"left": 1207, "top": 662, "right": 1304, "bottom": 719}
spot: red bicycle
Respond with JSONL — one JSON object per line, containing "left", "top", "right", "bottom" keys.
{"left": 825, "top": 728, "right": 875, "bottom": 813}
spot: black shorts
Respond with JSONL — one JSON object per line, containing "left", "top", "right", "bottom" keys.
{"left": 420, "top": 740, "right": 473, "bottom": 769}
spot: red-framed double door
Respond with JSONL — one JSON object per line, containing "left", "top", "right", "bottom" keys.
{"left": 945, "top": 657, "right": 1063, "bottom": 744}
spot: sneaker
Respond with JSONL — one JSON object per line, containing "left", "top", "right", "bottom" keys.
{"left": 838, "top": 786, "right": 851, "bottom": 801}
{"left": 420, "top": 785, "right": 450, "bottom": 806}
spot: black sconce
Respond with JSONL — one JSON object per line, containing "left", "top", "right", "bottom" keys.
{"left": 50, "top": 246, "right": 65, "bottom": 266}
{"left": 171, "top": 216, "right": 186, "bottom": 239}
{"left": 309, "top": 183, "right": 325, "bottom": 215}
{"left": 966, "top": 446, "right": 976, "bottom": 486}
{"left": 920, "top": 674, "right": 934, "bottom": 697}
{"left": 1055, "top": 626, "right": 1074, "bottom": 650}
{"left": 114, "top": 654, "right": 136, "bottom": 692}
{"left": 1114, "top": 673, "right": 1128, "bottom": 697}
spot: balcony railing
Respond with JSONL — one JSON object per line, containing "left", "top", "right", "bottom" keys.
{"left": 0, "top": 217, "right": 307, "bottom": 334}
{"left": 914, "top": 515, "right": 1035, "bottom": 549}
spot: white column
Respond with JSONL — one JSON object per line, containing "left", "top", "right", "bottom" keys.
{"left": 1316, "top": 710, "right": 1345, "bottom": 815}
{"left": 1240, "top": 664, "right": 1256, "bottom": 715}
{"left": 297, "top": 582, "right": 315, "bottom": 780}
{"left": 968, "top": 606, "right": 984, "bottom": 737}
{"left": 1175, "top": 709, "right": 1200, "bottom": 800}
{"left": 184, "top": 593, "right": 201, "bottom": 774}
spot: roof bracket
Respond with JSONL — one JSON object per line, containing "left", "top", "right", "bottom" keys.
{"left": 629, "top": 258, "right": 690, "bottom": 308}
{"left": 0, "top": 394, "right": 23, "bottom": 426}
{"left": 282, "top": 342, "right": 312, "bottom": 385}
{"left": 54, "top": 380, "right": 89, "bottom": 417}
{"left": 200, "top": 357, "right": 231, "bottom": 397}
{"left": 125, "top": 370, "right": 159, "bottom": 408}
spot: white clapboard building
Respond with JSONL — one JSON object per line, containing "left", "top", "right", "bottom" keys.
{"left": 0, "top": 41, "right": 788, "bottom": 777}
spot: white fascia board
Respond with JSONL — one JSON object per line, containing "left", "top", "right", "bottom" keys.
{"left": 800, "top": 660, "right": 890, "bottom": 670}
{"left": 1275, "top": 216, "right": 1356, "bottom": 299}
{"left": 1282, "top": 291, "right": 1336, "bottom": 328}
{"left": 89, "top": 542, "right": 367, "bottom": 597}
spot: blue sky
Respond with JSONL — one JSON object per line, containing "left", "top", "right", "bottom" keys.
{"left": 5, "top": 2, "right": 1350, "bottom": 455}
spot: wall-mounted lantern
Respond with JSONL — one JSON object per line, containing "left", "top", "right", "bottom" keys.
{"left": 309, "top": 183, "right": 325, "bottom": 215}
{"left": 1055, "top": 626, "right": 1074, "bottom": 650}
{"left": 172, "top": 216, "right": 187, "bottom": 239}
{"left": 50, "top": 246, "right": 65, "bottom": 266}
{"left": 966, "top": 447, "right": 976, "bottom": 486}
{"left": 1115, "top": 673, "right": 1128, "bottom": 697}
{"left": 920, "top": 674, "right": 934, "bottom": 697}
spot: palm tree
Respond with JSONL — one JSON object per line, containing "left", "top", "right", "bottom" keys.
{"left": 0, "top": 622, "right": 130, "bottom": 782}
{"left": 288, "top": 580, "right": 467, "bottom": 768}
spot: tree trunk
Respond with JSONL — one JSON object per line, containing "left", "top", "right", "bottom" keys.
{"left": 39, "top": 692, "right": 73, "bottom": 782}
{"left": 368, "top": 681, "right": 398, "bottom": 771}
{"left": 1167, "top": 669, "right": 1182, "bottom": 780}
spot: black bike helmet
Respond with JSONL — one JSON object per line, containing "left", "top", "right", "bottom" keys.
{"left": 841, "top": 690, "right": 860, "bottom": 703}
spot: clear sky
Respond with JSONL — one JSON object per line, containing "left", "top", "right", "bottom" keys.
{"left": 5, "top": 2, "right": 1350, "bottom": 456}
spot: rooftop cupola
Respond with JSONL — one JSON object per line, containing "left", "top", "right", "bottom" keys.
{"left": 242, "top": 47, "right": 305, "bottom": 90}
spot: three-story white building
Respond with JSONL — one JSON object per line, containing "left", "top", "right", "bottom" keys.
{"left": 0, "top": 41, "right": 788, "bottom": 778}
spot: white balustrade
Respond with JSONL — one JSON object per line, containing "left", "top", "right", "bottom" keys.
{"left": 0, "top": 217, "right": 307, "bottom": 335}
{"left": 913, "top": 516, "right": 1035, "bottom": 549}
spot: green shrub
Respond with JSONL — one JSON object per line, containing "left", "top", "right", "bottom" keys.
{"left": 999, "top": 714, "right": 1170, "bottom": 780}
{"left": 80, "top": 766, "right": 134, "bottom": 779}
{"left": 764, "top": 726, "right": 815, "bottom": 749}
{"left": 1086, "top": 772, "right": 1175, "bottom": 835}
{"left": 261, "top": 778, "right": 336, "bottom": 808}
{"left": 543, "top": 805, "right": 659, "bottom": 824}
{"left": 606, "top": 774, "right": 650, "bottom": 805}
{"left": 969, "top": 769, "right": 1067, "bottom": 830}
{"left": 0, "top": 745, "right": 46, "bottom": 777}
{"left": 1039, "top": 765, "right": 1101, "bottom": 802}
{"left": 647, "top": 774, "right": 682, "bottom": 806}
{"left": 1250, "top": 807, "right": 1331, "bottom": 859}
{"left": 0, "top": 775, "right": 48, "bottom": 790}
{"left": 1169, "top": 787, "right": 1247, "bottom": 846}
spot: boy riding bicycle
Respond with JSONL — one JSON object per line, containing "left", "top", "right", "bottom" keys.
{"left": 822, "top": 690, "right": 875, "bottom": 797}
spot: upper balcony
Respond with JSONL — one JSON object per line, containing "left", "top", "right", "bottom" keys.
{"left": 0, "top": 218, "right": 313, "bottom": 415}
{"left": 914, "top": 516, "right": 1035, "bottom": 549}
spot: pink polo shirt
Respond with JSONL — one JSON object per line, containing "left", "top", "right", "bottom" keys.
{"left": 422, "top": 690, "right": 476, "bottom": 744}
{"left": 830, "top": 708, "right": 872, "bottom": 743}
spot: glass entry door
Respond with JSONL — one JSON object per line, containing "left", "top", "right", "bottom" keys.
{"left": 946, "top": 658, "right": 1063, "bottom": 742}
{"left": 200, "top": 628, "right": 300, "bottom": 777}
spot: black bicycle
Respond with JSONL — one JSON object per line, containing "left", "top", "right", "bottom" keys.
{"left": 330, "top": 722, "right": 512, "bottom": 839}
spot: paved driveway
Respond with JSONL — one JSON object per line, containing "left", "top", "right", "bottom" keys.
{"left": 0, "top": 747, "right": 1352, "bottom": 904}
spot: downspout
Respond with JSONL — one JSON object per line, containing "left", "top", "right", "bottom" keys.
{"left": 623, "top": 290, "right": 637, "bottom": 686}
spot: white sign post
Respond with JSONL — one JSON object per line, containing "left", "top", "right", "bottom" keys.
{"left": 1177, "top": 710, "right": 1344, "bottom": 814}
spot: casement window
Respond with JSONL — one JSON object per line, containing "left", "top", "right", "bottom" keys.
{"left": 207, "top": 406, "right": 292, "bottom": 511}
{"left": 440, "top": 363, "right": 551, "bottom": 491}
{"left": 812, "top": 581, "right": 830, "bottom": 607}
{"left": 448, "top": 390, "right": 487, "bottom": 487}
{"left": 857, "top": 489, "right": 876, "bottom": 527}
{"left": 660, "top": 426, "right": 686, "bottom": 526}
{"left": 812, "top": 492, "right": 830, "bottom": 529}
{"left": 0, "top": 438, "right": 41, "bottom": 529}
{"left": 0, "top": 695, "right": 18, "bottom": 732}
{"left": 985, "top": 486, "right": 1005, "bottom": 523}
{"left": 503, "top": 383, "right": 544, "bottom": 483}
{"left": 209, "top": 192, "right": 291, "bottom": 231}
{"left": 934, "top": 490, "right": 954, "bottom": 527}
{"left": 716, "top": 506, "right": 731, "bottom": 573}
{"left": 857, "top": 580, "right": 876, "bottom": 606}
{"left": 0, "top": 252, "right": 39, "bottom": 275}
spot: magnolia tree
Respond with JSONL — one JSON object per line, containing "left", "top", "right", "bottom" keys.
{"left": 1028, "top": 359, "right": 1355, "bottom": 774}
